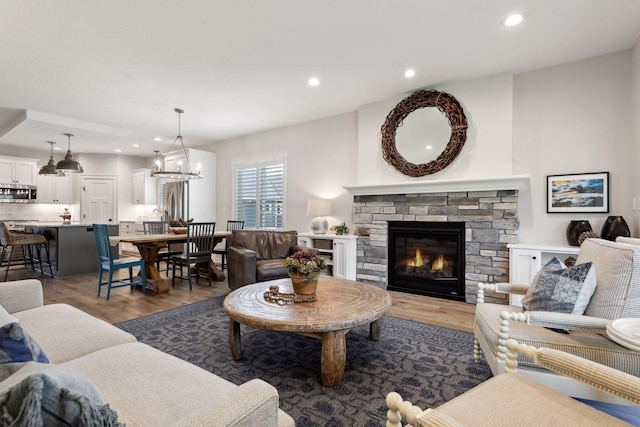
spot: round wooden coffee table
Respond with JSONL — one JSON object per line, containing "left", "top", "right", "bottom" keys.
{"left": 223, "top": 276, "right": 392, "bottom": 386}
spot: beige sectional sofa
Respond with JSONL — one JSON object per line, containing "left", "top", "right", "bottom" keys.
{"left": 0, "top": 279, "right": 295, "bottom": 426}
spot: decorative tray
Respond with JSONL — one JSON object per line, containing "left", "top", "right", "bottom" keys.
{"left": 606, "top": 318, "right": 640, "bottom": 351}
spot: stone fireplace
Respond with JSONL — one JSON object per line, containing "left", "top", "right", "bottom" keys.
{"left": 347, "top": 178, "right": 526, "bottom": 303}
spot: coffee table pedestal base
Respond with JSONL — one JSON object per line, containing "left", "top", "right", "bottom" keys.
{"left": 228, "top": 317, "right": 385, "bottom": 387}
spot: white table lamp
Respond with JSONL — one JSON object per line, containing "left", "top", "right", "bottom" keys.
{"left": 307, "top": 199, "right": 332, "bottom": 234}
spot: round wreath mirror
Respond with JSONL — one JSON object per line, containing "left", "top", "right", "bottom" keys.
{"left": 381, "top": 89, "right": 468, "bottom": 177}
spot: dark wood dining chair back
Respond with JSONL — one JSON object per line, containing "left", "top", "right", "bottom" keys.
{"left": 227, "top": 221, "right": 245, "bottom": 232}
{"left": 143, "top": 221, "right": 181, "bottom": 276}
{"left": 213, "top": 220, "right": 245, "bottom": 271}
{"left": 171, "top": 222, "right": 216, "bottom": 290}
{"left": 143, "top": 221, "right": 170, "bottom": 235}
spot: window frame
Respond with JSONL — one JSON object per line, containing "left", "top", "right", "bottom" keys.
{"left": 232, "top": 154, "right": 287, "bottom": 230}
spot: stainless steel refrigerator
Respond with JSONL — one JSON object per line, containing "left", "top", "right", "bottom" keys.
{"left": 163, "top": 181, "right": 188, "bottom": 222}
{"left": 162, "top": 175, "right": 215, "bottom": 223}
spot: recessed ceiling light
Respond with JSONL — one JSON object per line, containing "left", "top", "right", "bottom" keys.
{"left": 115, "top": 149, "right": 122, "bottom": 153}
{"left": 502, "top": 14, "right": 523, "bottom": 27}
{"left": 308, "top": 77, "right": 320, "bottom": 86}
{"left": 425, "top": 145, "right": 433, "bottom": 150}
{"left": 53, "top": 146, "right": 61, "bottom": 150}
{"left": 405, "top": 69, "right": 416, "bottom": 78}
{"left": 154, "top": 137, "right": 162, "bottom": 142}
{"left": 132, "top": 143, "right": 140, "bottom": 148}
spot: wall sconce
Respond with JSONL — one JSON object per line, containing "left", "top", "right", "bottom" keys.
{"left": 307, "top": 199, "right": 332, "bottom": 234}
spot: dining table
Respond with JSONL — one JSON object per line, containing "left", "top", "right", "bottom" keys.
{"left": 109, "top": 231, "right": 230, "bottom": 294}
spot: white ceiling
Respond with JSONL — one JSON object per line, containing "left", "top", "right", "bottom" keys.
{"left": 1, "top": 0, "right": 639, "bottom": 157}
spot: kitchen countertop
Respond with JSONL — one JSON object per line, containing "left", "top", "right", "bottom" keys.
{"left": 13, "top": 222, "right": 107, "bottom": 228}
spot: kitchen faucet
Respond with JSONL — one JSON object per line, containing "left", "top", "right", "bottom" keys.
{"left": 152, "top": 208, "right": 164, "bottom": 221}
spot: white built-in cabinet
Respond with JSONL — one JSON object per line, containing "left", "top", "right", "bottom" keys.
{"left": 508, "top": 243, "right": 580, "bottom": 306}
{"left": 37, "top": 174, "right": 74, "bottom": 203}
{"left": 118, "top": 221, "right": 144, "bottom": 255}
{"left": 298, "top": 233, "right": 357, "bottom": 280}
{"left": 0, "top": 156, "right": 38, "bottom": 185}
{"left": 133, "top": 169, "right": 157, "bottom": 205}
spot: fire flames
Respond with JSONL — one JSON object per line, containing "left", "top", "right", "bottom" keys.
{"left": 407, "top": 249, "right": 445, "bottom": 272}
{"left": 431, "top": 254, "right": 445, "bottom": 271}
{"left": 411, "top": 249, "right": 424, "bottom": 267}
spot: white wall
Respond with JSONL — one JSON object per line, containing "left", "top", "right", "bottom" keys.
{"left": 203, "top": 112, "right": 358, "bottom": 233}
{"left": 513, "top": 50, "right": 633, "bottom": 245}
{"left": 357, "top": 72, "right": 514, "bottom": 184}
{"left": 207, "top": 49, "right": 637, "bottom": 247}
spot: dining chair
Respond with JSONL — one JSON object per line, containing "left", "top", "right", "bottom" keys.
{"left": 143, "top": 221, "right": 182, "bottom": 276}
{"left": 212, "top": 220, "right": 244, "bottom": 271}
{"left": 93, "top": 224, "right": 146, "bottom": 300}
{"left": 171, "top": 222, "right": 216, "bottom": 290}
{"left": 0, "top": 222, "right": 53, "bottom": 281}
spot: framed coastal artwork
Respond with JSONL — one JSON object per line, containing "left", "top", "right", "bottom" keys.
{"left": 547, "top": 172, "right": 609, "bottom": 213}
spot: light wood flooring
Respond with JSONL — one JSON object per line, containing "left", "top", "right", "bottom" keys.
{"left": 4, "top": 266, "right": 475, "bottom": 332}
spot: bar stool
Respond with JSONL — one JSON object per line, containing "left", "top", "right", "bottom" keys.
{"left": 0, "top": 222, "right": 53, "bottom": 281}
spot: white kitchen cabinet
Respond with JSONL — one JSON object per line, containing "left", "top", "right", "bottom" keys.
{"left": 37, "top": 174, "right": 74, "bottom": 203}
{"left": 119, "top": 221, "right": 144, "bottom": 255}
{"left": 298, "top": 233, "right": 357, "bottom": 280}
{"left": 133, "top": 169, "right": 157, "bottom": 205}
{"left": 508, "top": 243, "right": 580, "bottom": 306}
{"left": 0, "top": 156, "right": 38, "bottom": 185}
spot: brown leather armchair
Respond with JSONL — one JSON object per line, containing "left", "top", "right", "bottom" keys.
{"left": 227, "top": 230, "right": 315, "bottom": 290}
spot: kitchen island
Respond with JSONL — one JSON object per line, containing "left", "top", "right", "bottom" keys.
{"left": 18, "top": 222, "right": 120, "bottom": 278}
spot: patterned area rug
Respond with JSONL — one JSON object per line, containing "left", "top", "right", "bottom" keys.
{"left": 115, "top": 297, "right": 491, "bottom": 426}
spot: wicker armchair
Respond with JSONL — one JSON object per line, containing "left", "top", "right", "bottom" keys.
{"left": 0, "top": 222, "right": 52, "bottom": 281}
{"left": 386, "top": 339, "right": 640, "bottom": 427}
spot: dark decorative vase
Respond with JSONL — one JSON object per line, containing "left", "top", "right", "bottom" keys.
{"left": 566, "top": 220, "right": 592, "bottom": 246}
{"left": 600, "top": 216, "right": 630, "bottom": 241}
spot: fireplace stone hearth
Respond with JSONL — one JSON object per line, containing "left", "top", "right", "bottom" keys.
{"left": 352, "top": 190, "right": 519, "bottom": 303}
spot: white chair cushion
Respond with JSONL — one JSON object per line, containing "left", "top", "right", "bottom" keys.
{"left": 576, "top": 238, "right": 640, "bottom": 319}
{"left": 474, "top": 303, "right": 640, "bottom": 375}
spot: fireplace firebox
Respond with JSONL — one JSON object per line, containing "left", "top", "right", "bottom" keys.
{"left": 387, "top": 221, "right": 465, "bottom": 301}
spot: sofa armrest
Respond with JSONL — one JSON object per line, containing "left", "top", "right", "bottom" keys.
{"left": 476, "top": 282, "right": 529, "bottom": 303}
{"left": 227, "top": 246, "right": 257, "bottom": 290}
{"left": 174, "top": 379, "right": 289, "bottom": 427}
{"left": 0, "top": 279, "right": 44, "bottom": 313}
{"left": 506, "top": 339, "right": 640, "bottom": 405}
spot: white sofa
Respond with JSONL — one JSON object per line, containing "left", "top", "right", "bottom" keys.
{"left": 0, "top": 279, "right": 295, "bottom": 426}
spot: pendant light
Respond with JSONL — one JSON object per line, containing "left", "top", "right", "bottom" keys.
{"left": 39, "top": 141, "right": 66, "bottom": 176}
{"left": 56, "top": 133, "right": 84, "bottom": 173}
{"left": 151, "top": 150, "right": 161, "bottom": 175}
{"left": 151, "top": 109, "right": 202, "bottom": 180}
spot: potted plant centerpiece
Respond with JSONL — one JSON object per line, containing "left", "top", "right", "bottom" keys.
{"left": 285, "top": 250, "right": 327, "bottom": 296}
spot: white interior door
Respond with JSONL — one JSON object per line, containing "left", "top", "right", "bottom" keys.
{"left": 81, "top": 177, "right": 117, "bottom": 224}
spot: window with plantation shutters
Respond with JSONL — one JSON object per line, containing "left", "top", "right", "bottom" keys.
{"left": 234, "top": 158, "right": 285, "bottom": 229}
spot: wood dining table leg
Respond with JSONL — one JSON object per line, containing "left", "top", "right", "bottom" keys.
{"left": 133, "top": 241, "right": 170, "bottom": 293}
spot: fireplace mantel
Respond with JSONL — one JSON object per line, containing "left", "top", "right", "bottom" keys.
{"left": 344, "top": 175, "right": 529, "bottom": 196}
